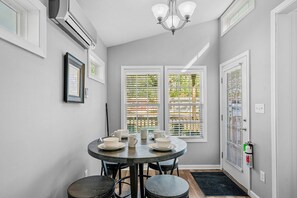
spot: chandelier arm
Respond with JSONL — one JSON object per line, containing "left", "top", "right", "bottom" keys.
{"left": 177, "top": 14, "right": 187, "bottom": 22}
{"left": 160, "top": 22, "right": 174, "bottom": 31}
{"left": 160, "top": 13, "right": 170, "bottom": 23}
{"left": 174, "top": 20, "right": 188, "bottom": 31}
{"left": 160, "top": 19, "right": 188, "bottom": 32}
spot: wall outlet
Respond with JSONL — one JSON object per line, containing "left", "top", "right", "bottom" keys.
{"left": 84, "top": 169, "right": 88, "bottom": 177}
{"left": 255, "top": 104, "right": 265, "bottom": 114}
{"left": 260, "top": 170, "right": 266, "bottom": 183}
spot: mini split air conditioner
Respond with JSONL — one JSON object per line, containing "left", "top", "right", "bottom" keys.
{"left": 49, "top": 0, "right": 97, "bottom": 49}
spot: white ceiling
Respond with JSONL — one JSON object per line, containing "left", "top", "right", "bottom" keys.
{"left": 77, "top": 0, "right": 233, "bottom": 47}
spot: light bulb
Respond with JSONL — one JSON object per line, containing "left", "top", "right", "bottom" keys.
{"left": 152, "top": 4, "right": 169, "bottom": 20}
{"left": 165, "top": 15, "right": 180, "bottom": 28}
{"left": 178, "top": 1, "right": 196, "bottom": 18}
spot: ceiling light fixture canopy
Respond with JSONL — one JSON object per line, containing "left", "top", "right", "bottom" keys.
{"left": 152, "top": 0, "right": 197, "bottom": 35}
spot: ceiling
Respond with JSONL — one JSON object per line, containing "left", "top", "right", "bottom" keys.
{"left": 77, "top": 0, "right": 234, "bottom": 47}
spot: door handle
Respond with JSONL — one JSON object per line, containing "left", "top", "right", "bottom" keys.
{"left": 240, "top": 128, "right": 247, "bottom": 131}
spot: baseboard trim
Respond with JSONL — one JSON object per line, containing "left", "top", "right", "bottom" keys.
{"left": 179, "top": 165, "right": 221, "bottom": 170}
{"left": 249, "top": 190, "right": 260, "bottom": 198}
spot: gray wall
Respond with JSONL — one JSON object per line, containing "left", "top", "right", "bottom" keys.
{"left": 276, "top": 13, "right": 297, "bottom": 198}
{"left": 0, "top": 2, "right": 107, "bottom": 197}
{"left": 219, "top": 0, "right": 284, "bottom": 197}
{"left": 107, "top": 20, "right": 220, "bottom": 165}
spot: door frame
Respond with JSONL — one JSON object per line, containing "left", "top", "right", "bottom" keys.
{"left": 219, "top": 50, "right": 250, "bottom": 192}
{"left": 271, "top": 1, "right": 297, "bottom": 198}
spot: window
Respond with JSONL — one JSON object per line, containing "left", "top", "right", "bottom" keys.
{"left": 0, "top": 0, "right": 46, "bottom": 57}
{"left": 165, "top": 66, "right": 207, "bottom": 141}
{"left": 121, "top": 66, "right": 207, "bottom": 142}
{"left": 0, "top": 1, "right": 17, "bottom": 34}
{"left": 121, "top": 66, "right": 163, "bottom": 133}
{"left": 88, "top": 50, "right": 105, "bottom": 84}
{"left": 220, "top": 0, "right": 255, "bottom": 36}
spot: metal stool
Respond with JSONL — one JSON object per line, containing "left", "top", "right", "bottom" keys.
{"left": 101, "top": 161, "right": 129, "bottom": 196}
{"left": 67, "top": 175, "right": 115, "bottom": 198}
{"left": 147, "top": 158, "right": 179, "bottom": 176}
{"left": 145, "top": 175, "right": 189, "bottom": 198}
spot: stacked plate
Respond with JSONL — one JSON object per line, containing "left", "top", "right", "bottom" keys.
{"left": 98, "top": 142, "right": 125, "bottom": 151}
{"left": 148, "top": 143, "right": 176, "bottom": 151}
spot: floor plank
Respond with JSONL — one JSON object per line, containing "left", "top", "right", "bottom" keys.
{"left": 114, "top": 169, "right": 250, "bottom": 198}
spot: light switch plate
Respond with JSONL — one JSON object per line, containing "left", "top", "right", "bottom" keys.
{"left": 255, "top": 104, "right": 265, "bottom": 113}
{"left": 260, "top": 170, "right": 266, "bottom": 183}
{"left": 85, "top": 88, "right": 89, "bottom": 98}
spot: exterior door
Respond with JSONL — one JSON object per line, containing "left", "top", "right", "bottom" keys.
{"left": 220, "top": 51, "right": 250, "bottom": 190}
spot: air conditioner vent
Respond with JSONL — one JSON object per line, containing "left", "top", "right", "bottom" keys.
{"left": 49, "top": 0, "right": 97, "bottom": 49}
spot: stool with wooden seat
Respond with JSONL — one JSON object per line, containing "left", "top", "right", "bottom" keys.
{"left": 145, "top": 175, "right": 189, "bottom": 198}
{"left": 67, "top": 175, "right": 115, "bottom": 198}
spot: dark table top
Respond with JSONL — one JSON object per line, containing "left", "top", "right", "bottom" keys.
{"left": 88, "top": 136, "right": 187, "bottom": 165}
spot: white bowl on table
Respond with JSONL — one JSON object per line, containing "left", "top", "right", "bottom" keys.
{"left": 155, "top": 138, "right": 171, "bottom": 148}
{"left": 116, "top": 129, "right": 129, "bottom": 138}
{"left": 103, "top": 137, "right": 119, "bottom": 148}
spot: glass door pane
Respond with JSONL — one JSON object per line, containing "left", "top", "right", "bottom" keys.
{"left": 226, "top": 67, "right": 243, "bottom": 170}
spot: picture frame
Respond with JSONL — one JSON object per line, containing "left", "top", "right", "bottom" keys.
{"left": 64, "top": 52, "right": 85, "bottom": 103}
{"left": 88, "top": 50, "right": 105, "bottom": 84}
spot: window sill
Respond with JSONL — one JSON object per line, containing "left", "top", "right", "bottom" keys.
{"left": 0, "top": 28, "right": 46, "bottom": 57}
{"left": 175, "top": 137, "right": 207, "bottom": 143}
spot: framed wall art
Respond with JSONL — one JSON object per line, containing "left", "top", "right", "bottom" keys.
{"left": 64, "top": 52, "right": 85, "bottom": 103}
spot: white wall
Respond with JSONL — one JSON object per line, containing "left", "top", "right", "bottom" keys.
{"left": 0, "top": 3, "right": 107, "bottom": 198}
{"left": 219, "top": 0, "right": 284, "bottom": 197}
{"left": 107, "top": 20, "right": 220, "bottom": 165}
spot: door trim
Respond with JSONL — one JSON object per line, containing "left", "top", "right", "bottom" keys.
{"left": 219, "top": 50, "right": 250, "bottom": 192}
{"left": 271, "top": 1, "right": 297, "bottom": 198}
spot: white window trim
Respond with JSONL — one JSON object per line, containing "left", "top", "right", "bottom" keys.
{"left": 88, "top": 50, "right": 105, "bottom": 84}
{"left": 0, "top": 0, "right": 47, "bottom": 58}
{"left": 121, "top": 66, "right": 164, "bottom": 131}
{"left": 165, "top": 66, "right": 208, "bottom": 143}
{"left": 220, "top": 0, "right": 255, "bottom": 37}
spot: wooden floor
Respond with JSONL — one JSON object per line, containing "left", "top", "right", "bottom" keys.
{"left": 115, "top": 169, "right": 250, "bottom": 198}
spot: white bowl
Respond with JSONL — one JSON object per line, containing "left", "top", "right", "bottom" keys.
{"left": 155, "top": 137, "right": 171, "bottom": 148}
{"left": 103, "top": 137, "right": 119, "bottom": 147}
{"left": 154, "top": 130, "right": 165, "bottom": 139}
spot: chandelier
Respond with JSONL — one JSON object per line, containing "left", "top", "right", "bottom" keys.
{"left": 152, "top": 0, "right": 197, "bottom": 35}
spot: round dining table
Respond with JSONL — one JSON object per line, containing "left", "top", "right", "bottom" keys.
{"left": 88, "top": 135, "right": 187, "bottom": 198}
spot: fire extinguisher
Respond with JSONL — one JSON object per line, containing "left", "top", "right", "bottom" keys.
{"left": 244, "top": 141, "right": 253, "bottom": 168}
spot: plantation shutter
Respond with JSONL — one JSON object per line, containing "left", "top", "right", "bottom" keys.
{"left": 166, "top": 69, "right": 205, "bottom": 138}
{"left": 124, "top": 70, "right": 162, "bottom": 133}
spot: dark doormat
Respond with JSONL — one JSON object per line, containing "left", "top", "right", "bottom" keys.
{"left": 190, "top": 172, "right": 248, "bottom": 196}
